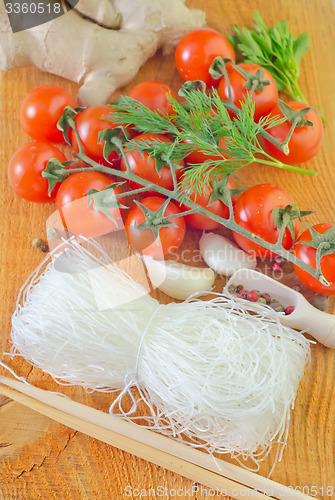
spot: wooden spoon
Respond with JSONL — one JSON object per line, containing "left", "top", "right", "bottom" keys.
{"left": 225, "top": 269, "right": 335, "bottom": 348}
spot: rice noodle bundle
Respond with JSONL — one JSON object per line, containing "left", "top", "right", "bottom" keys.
{"left": 9, "top": 238, "right": 311, "bottom": 467}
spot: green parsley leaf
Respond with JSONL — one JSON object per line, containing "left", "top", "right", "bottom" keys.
{"left": 231, "top": 11, "right": 310, "bottom": 102}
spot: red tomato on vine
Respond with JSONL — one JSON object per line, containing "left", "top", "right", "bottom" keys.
{"left": 180, "top": 177, "right": 234, "bottom": 230}
{"left": 71, "top": 105, "right": 126, "bottom": 167}
{"left": 55, "top": 171, "right": 123, "bottom": 238}
{"left": 128, "top": 81, "right": 175, "bottom": 116}
{"left": 260, "top": 101, "right": 323, "bottom": 164}
{"left": 217, "top": 63, "right": 278, "bottom": 122}
{"left": 125, "top": 197, "right": 185, "bottom": 258}
{"left": 20, "top": 85, "right": 77, "bottom": 143}
{"left": 8, "top": 141, "right": 66, "bottom": 202}
{"left": 175, "top": 28, "right": 235, "bottom": 88}
{"left": 232, "top": 183, "right": 299, "bottom": 258}
{"left": 120, "top": 133, "right": 184, "bottom": 191}
{"left": 293, "top": 223, "right": 335, "bottom": 295}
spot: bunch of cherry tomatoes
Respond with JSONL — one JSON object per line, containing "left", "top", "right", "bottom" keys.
{"left": 7, "top": 27, "right": 334, "bottom": 295}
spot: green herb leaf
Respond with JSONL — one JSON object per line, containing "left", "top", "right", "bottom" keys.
{"left": 293, "top": 32, "right": 310, "bottom": 65}
{"left": 232, "top": 11, "right": 310, "bottom": 102}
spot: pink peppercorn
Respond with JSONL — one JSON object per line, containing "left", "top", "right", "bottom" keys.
{"left": 272, "top": 262, "right": 281, "bottom": 272}
{"left": 285, "top": 305, "right": 295, "bottom": 315}
{"left": 247, "top": 290, "right": 259, "bottom": 302}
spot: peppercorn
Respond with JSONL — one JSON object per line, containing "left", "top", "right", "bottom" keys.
{"left": 285, "top": 305, "right": 295, "bottom": 315}
{"left": 227, "top": 283, "right": 236, "bottom": 294}
{"left": 32, "top": 238, "right": 49, "bottom": 253}
{"left": 247, "top": 290, "right": 259, "bottom": 302}
{"left": 238, "top": 289, "right": 248, "bottom": 299}
{"left": 272, "top": 262, "right": 281, "bottom": 272}
{"left": 270, "top": 299, "right": 285, "bottom": 312}
{"left": 261, "top": 293, "right": 271, "bottom": 305}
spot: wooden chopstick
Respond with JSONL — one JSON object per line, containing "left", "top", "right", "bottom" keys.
{"left": 0, "top": 375, "right": 312, "bottom": 500}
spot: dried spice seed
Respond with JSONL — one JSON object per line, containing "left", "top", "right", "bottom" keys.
{"left": 247, "top": 290, "right": 259, "bottom": 302}
{"left": 238, "top": 289, "right": 248, "bottom": 299}
{"left": 272, "top": 304, "right": 285, "bottom": 313}
{"left": 285, "top": 305, "right": 295, "bottom": 315}
{"left": 272, "top": 262, "right": 282, "bottom": 272}
{"left": 227, "top": 284, "right": 237, "bottom": 294}
{"left": 32, "top": 238, "right": 49, "bottom": 253}
{"left": 32, "top": 238, "right": 43, "bottom": 248}
{"left": 261, "top": 293, "right": 272, "bottom": 304}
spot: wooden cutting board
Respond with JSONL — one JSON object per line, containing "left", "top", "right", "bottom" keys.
{"left": 1, "top": 0, "right": 335, "bottom": 498}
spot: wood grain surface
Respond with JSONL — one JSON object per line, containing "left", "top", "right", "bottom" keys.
{"left": 1, "top": 0, "right": 335, "bottom": 498}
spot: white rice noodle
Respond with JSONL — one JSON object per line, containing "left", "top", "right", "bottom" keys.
{"left": 9, "top": 237, "right": 311, "bottom": 469}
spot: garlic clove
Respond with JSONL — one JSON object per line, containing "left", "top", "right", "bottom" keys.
{"left": 142, "top": 256, "right": 215, "bottom": 300}
{"left": 199, "top": 232, "right": 257, "bottom": 276}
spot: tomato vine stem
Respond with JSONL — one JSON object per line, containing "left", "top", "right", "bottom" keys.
{"left": 50, "top": 147, "right": 325, "bottom": 283}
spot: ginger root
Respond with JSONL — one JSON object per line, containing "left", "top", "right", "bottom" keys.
{"left": 0, "top": 0, "right": 205, "bottom": 105}
{"left": 72, "top": 0, "right": 122, "bottom": 29}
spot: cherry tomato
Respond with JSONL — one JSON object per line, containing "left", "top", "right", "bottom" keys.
{"left": 8, "top": 141, "right": 66, "bottom": 203}
{"left": 217, "top": 63, "right": 278, "bottom": 122}
{"left": 71, "top": 105, "right": 125, "bottom": 166}
{"left": 20, "top": 85, "right": 77, "bottom": 143}
{"left": 120, "top": 133, "right": 184, "bottom": 190}
{"left": 232, "top": 184, "right": 299, "bottom": 258}
{"left": 180, "top": 177, "right": 234, "bottom": 230}
{"left": 293, "top": 223, "right": 335, "bottom": 295}
{"left": 125, "top": 197, "right": 186, "bottom": 258}
{"left": 128, "top": 81, "right": 175, "bottom": 116}
{"left": 260, "top": 101, "right": 323, "bottom": 164}
{"left": 175, "top": 28, "right": 235, "bottom": 88}
{"left": 55, "top": 171, "right": 123, "bottom": 238}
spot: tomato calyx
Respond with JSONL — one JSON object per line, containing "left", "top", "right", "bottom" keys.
{"left": 209, "top": 56, "right": 233, "bottom": 81}
{"left": 208, "top": 175, "right": 245, "bottom": 209}
{"left": 277, "top": 100, "right": 313, "bottom": 127}
{"left": 235, "top": 66, "right": 271, "bottom": 93}
{"left": 133, "top": 198, "right": 180, "bottom": 241}
{"left": 99, "top": 127, "right": 128, "bottom": 164}
{"left": 212, "top": 59, "right": 272, "bottom": 94}
{"left": 87, "top": 182, "right": 128, "bottom": 223}
{"left": 57, "top": 106, "right": 83, "bottom": 145}
{"left": 272, "top": 203, "right": 314, "bottom": 246}
{"left": 42, "top": 158, "right": 73, "bottom": 195}
{"left": 178, "top": 80, "right": 206, "bottom": 97}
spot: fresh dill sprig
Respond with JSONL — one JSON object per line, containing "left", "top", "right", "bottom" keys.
{"left": 228, "top": 11, "right": 310, "bottom": 102}
{"left": 112, "top": 86, "right": 314, "bottom": 197}
{"left": 111, "top": 96, "right": 179, "bottom": 135}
